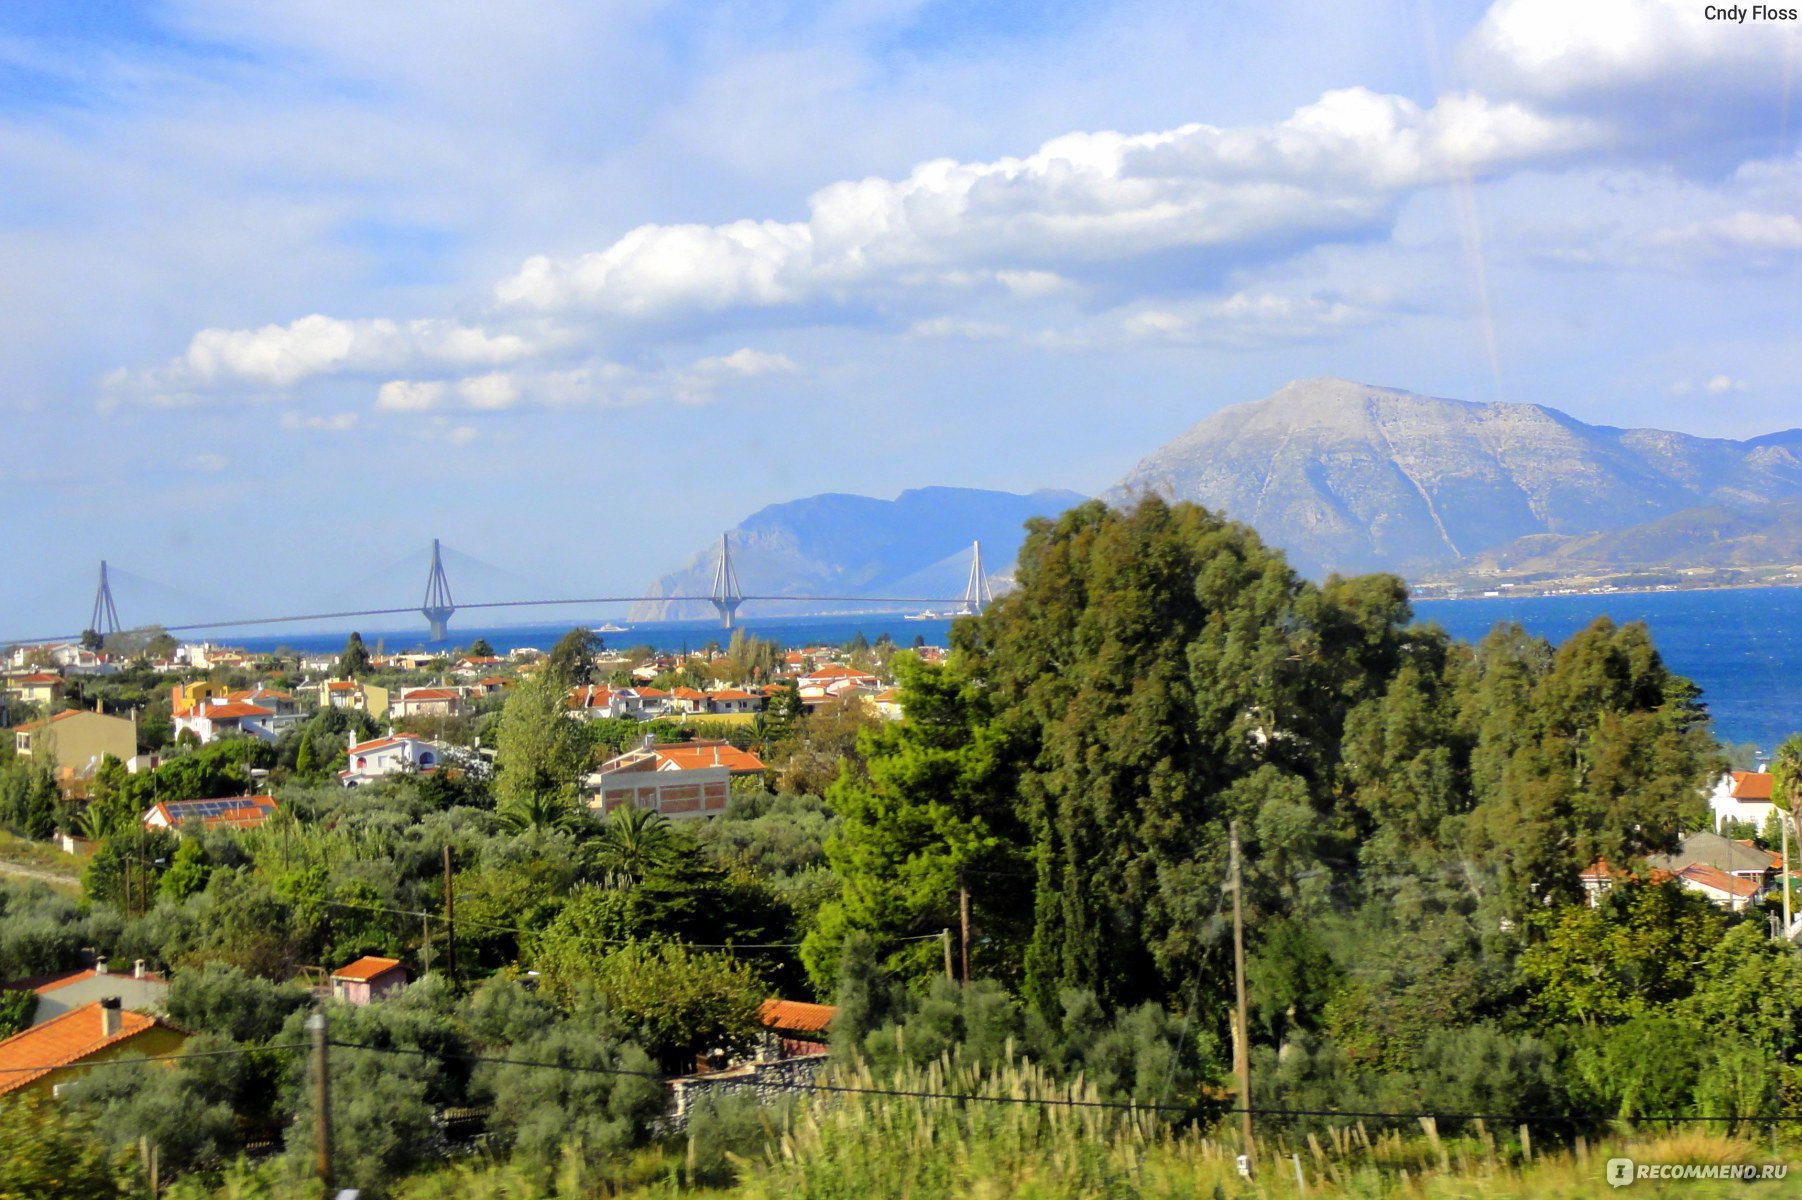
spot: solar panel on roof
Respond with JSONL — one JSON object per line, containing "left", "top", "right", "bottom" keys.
{"left": 166, "top": 798, "right": 273, "bottom": 817}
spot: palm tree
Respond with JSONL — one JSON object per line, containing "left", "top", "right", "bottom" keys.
{"left": 1771, "top": 736, "right": 1802, "bottom": 930}
{"left": 498, "top": 788, "right": 581, "bottom": 835}
{"left": 593, "top": 805, "right": 675, "bottom": 883}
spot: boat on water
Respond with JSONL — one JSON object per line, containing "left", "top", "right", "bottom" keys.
{"left": 598, "top": 622, "right": 630, "bottom": 633}
{"left": 904, "top": 610, "right": 946, "bottom": 621}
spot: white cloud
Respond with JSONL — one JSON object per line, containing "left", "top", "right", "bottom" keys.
{"left": 494, "top": 89, "right": 1597, "bottom": 321}
{"left": 1655, "top": 211, "right": 1802, "bottom": 255}
{"left": 1465, "top": 0, "right": 1797, "bottom": 105}
{"left": 375, "top": 380, "right": 449, "bottom": 412}
{"left": 907, "top": 317, "right": 1014, "bottom": 341}
{"left": 375, "top": 348, "right": 799, "bottom": 414}
{"left": 279, "top": 411, "right": 361, "bottom": 431}
{"left": 110, "top": 315, "right": 534, "bottom": 402}
{"left": 185, "top": 452, "right": 229, "bottom": 473}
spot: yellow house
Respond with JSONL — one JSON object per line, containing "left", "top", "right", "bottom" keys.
{"left": 170, "top": 680, "right": 229, "bottom": 712}
{"left": 0, "top": 999, "right": 189, "bottom": 1097}
{"left": 3, "top": 672, "right": 65, "bottom": 711}
{"left": 14, "top": 710, "right": 137, "bottom": 778}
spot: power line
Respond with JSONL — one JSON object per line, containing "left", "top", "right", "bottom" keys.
{"left": 317, "top": 896, "right": 944, "bottom": 953}
{"left": 14, "top": 1034, "right": 1800, "bottom": 1127}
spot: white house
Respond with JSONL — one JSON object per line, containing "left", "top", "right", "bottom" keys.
{"left": 174, "top": 699, "right": 283, "bottom": 745}
{"left": 1710, "top": 770, "right": 1780, "bottom": 832}
{"left": 340, "top": 732, "right": 453, "bottom": 787}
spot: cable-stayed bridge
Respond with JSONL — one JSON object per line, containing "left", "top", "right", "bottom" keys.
{"left": 7, "top": 537, "right": 996, "bottom": 647}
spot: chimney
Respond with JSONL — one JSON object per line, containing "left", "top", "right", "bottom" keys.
{"left": 100, "top": 996, "right": 122, "bottom": 1038}
{"left": 94, "top": 954, "right": 109, "bottom": 976}
{"left": 133, "top": 959, "right": 147, "bottom": 979}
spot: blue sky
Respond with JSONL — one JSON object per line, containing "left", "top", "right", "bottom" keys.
{"left": 1, "top": 0, "right": 1799, "bottom": 635}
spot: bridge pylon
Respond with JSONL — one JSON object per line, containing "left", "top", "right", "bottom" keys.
{"left": 960, "top": 541, "right": 994, "bottom": 615}
{"left": 708, "top": 534, "right": 744, "bottom": 629}
{"left": 89, "top": 561, "right": 122, "bottom": 638}
{"left": 422, "top": 538, "right": 456, "bottom": 640}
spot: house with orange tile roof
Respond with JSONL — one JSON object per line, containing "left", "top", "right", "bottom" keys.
{"left": 582, "top": 738, "right": 764, "bottom": 819}
{"left": 391, "top": 686, "right": 468, "bottom": 720}
{"left": 144, "top": 795, "right": 279, "bottom": 834}
{"left": 1710, "top": 770, "right": 1781, "bottom": 832}
{"left": 705, "top": 688, "right": 764, "bottom": 715}
{"left": 340, "top": 732, "right": 452, "bottom": 788}
{"left": 566, "top": 684, "right": 625, "bottom": 720}
{"left": 314, "top": 677, "right": 390, "bottom": 719}
{"left": 755, "top": 998, "right": 836, "bottom": 1060}
{"left": 329, "top": 956, "right": 408, "bottom": 1005}
{"left": 0, "top": 999, "right": 188, "bottom": 1097}
{"left": 796, "top": 663, "right": 882, "bottom": 705}
{"left": 2, "top": 671, "right": 65, "bottom": 711}
{"left": 669, "top": 686, "right": 711, "bottom": 715}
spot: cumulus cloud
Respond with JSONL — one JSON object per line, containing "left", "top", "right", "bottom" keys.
{"left": 109, "top": 315, "right": 534, "bottom": 402}
{"left": 494, "top": 88, "right": 1597, "bottom": 320}
{"left": 1464, "top": 0, "right": 1798, "bottom": 109}
{"left": 377, "top": 348, "right": 799, "bottom": 413}
{"left": 280, "top": 411, "right": 361, "bottom": 432}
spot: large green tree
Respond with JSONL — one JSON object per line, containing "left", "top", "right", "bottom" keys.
{"left": 493, "top": 666, "right": 590, "bottom": 825}
{"left": 804, "top": 650, "right": 1022, "bottom": 990}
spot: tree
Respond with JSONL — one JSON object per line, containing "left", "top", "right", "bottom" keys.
{"left": 1518, "top": 877, "right": 1726, "bottom": 1025}
{"left": 593, "top": 806, "right": 677, "bottom": 883}
{"left": 533, "top": 937, "right": 765, "bottom": 1070}
{"left": 1772, "top": 733, "right": 1802, "bottom": 856}
{"left": 804, "top": 651, "right": 1021, "bottom": 990}
{"left": 966, "top": 497, "right": 1360, "bottom": 1016}
{"left": 493, "top": 667, "right": 590, "bottom": 823}
{"left": 1465, "top": 619, "right": 1721, "bottom": 912}
{"left": 476, "top": 1013, "right": 664, "bottom": 1175}
{"left": 337, "top": 631, "right": 372, "bottom": 678}
{"left": 545, "top": 627, "right": 604, "bottom": 687}
{"left": 0, "top": 1092, "right": 129, "bottom": 1199}
{"left": 467, "top": 637, "right": 495, "bottom": 658}
{"left": 79, "top": 628, "right": 104, "bottom": 652}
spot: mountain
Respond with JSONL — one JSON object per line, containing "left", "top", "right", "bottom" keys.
{"left": 631, "top": 486, "right": 1087, "bottom": 621}
{"left": 1433, "top": 494, "right": 1802, "bottom": 586}
{"left": 1106, "top": 377, "right": 1802, "bottom": 579}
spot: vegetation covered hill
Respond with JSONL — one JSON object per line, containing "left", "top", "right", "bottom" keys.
{"left": 2, "top": 496, "right": 1799, "bottom": 1199}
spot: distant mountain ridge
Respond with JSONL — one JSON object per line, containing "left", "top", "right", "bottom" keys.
{"left": 631, "top": 486, "right": 1086, "bottom": 621}
{"left": 1106, "top": 377, "right": 1802, "bottom": 579}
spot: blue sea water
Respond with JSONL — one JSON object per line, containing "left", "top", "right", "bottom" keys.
{"left": 230, "top": 587, "right": 1802, "bottom": 756}
{"left": 1414, "top": 588, "right": 1801, "bottom": 757}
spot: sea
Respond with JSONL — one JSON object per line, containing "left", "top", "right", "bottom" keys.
{"left": 229, "top": 587, "right": 1802, "bottom": 758}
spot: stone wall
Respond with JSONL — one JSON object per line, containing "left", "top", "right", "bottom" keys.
{"left": 665, "top": 1054, "right": 828, "bottom": 1130}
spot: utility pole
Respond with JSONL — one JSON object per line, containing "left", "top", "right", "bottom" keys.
{"left": 308, "top": 1009, "right": 332, "bottom": 1196}
{"left": 1230, "top": 821, "right": 1254, "bottom": 1178}
{"left": 958, "top": 866, "right": 972, "bottom": 984}
{"left": 1784, "top": 812, "right": 1793, "bottom": 939}
{"left": 443, "top": 844, "right": 457, "bottom": 986}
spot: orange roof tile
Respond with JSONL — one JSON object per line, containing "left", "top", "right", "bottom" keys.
{"left": 758, "top": 998, "right": 837, "bottom": 1034}
{"left": 653, "top": 743, "right": 765, "bottom": 773}
{"left": 400, "top": 688, "right": 460, "bottom": 701}
{"left": 10, "top": 674, "right": 63, "bottom": 685}
{"left": 0, "top": 1002, "right": 166, "bottom": 1095}
{"left": 331, "top": 956, "right": 405, "bottom": 982}
{"left": 1730, "top": 771, "right": 1775, "bottom": 801}
{"left": 193, "top": 702, "right": 274, "bottom": 719}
